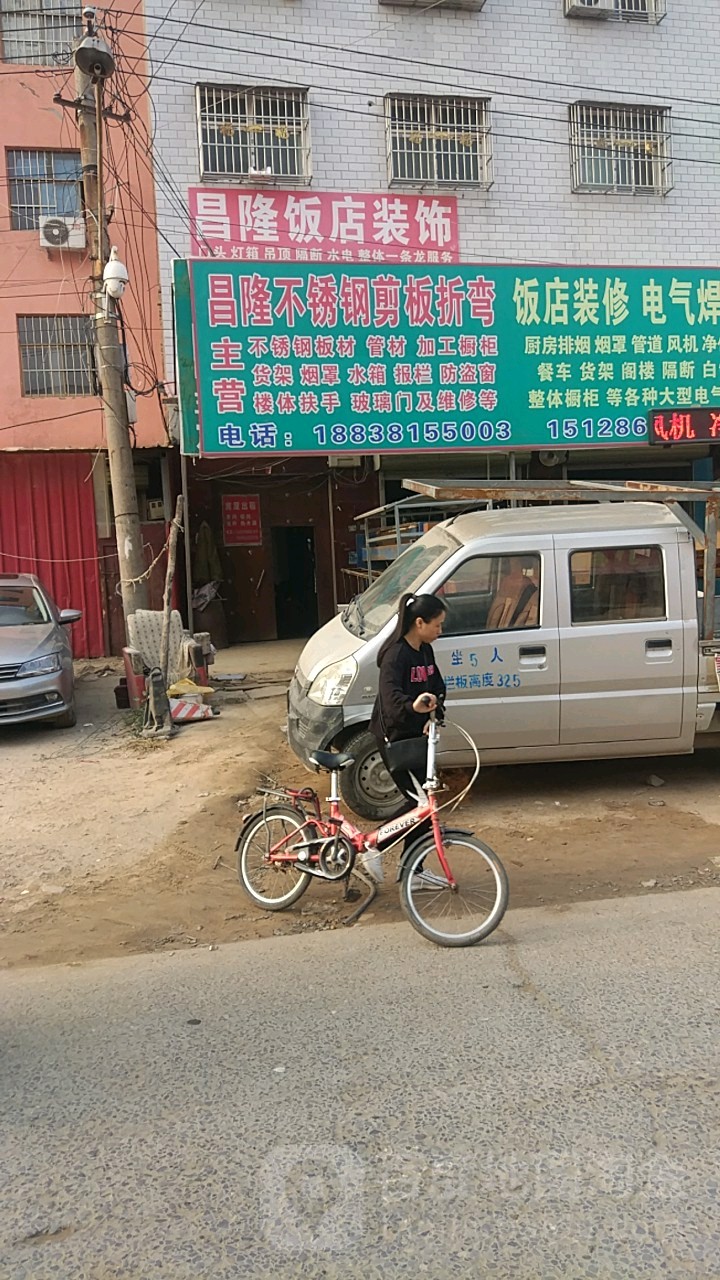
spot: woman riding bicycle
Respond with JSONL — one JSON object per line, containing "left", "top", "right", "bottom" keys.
{"left": 362, "top": 592, "right": 447, "bottom": 886}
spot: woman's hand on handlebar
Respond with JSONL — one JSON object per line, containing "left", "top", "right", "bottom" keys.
{"left": 413, "top": 692, "right": 437, "bottom": 714}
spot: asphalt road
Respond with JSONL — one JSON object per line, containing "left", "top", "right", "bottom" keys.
{"left": 2, "top": 889, "right": 720, "bottom": 1279}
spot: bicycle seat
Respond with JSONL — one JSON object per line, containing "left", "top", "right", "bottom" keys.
{"left": 309, "top": 750, "right": 355, "bottom": 772}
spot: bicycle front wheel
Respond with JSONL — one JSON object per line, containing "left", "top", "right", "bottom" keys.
{"left": 400, "top": 835, "right": 508, "bottom": 948}
{"left": 237, "top": 806, "right": 312, "bottom": 911}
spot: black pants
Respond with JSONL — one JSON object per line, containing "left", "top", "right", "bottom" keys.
{"left": 378, "top": 741, "right": 432, "bottom": 858}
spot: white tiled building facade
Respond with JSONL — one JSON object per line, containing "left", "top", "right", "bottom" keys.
{"left": 146, "top": 0, "right": 719, "bottom": 309}
{"left": 145, "top": 0, "right": 720, "bottom": 483}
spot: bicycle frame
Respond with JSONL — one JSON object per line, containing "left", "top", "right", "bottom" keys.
{"left": 259, "top": 717, "right": 459, "bottom": 890}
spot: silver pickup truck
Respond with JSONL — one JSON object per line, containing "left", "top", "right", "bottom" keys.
{"left": 288, "top": 484, "right": 720, "bottom": 819}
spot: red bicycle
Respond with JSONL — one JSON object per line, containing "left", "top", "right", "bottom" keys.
{"left": 236, "top": 713, "right": 508, "bottom": 948}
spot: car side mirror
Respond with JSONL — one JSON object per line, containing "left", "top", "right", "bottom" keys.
{"left": 59, "top": 608, "right": 82, "bottom": 625}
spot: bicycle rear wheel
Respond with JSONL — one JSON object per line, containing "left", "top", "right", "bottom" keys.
{"left": 400, "top": 835, "right": 508, "bottom": 948}
{"left": 237, "top": 806, "right": 313, "bottom": 911}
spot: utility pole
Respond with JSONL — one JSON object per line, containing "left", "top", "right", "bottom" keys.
{"left": 73, "top": 8, "right": 148, "bottom": 625}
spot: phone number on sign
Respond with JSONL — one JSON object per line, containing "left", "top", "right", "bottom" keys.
{"left": 546, "top": 416, "right": 648, "bottom": 442}
{"left": 313, "top": 420, "right": 513, "bottom": 448}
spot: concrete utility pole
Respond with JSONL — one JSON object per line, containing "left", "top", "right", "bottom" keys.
{"left": 73, "top": 7, "right": 148, "bottom": 625}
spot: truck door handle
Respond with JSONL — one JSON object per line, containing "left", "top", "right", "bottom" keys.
{"left": 519, "top": 645, "right": 547, "bottom": 668}
{"left": 646, "top": 639, "right": 672, "bottom": 652}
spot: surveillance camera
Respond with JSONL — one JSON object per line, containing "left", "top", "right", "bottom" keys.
{"left": 103, "top": 246, "right": 128, "bottom": 300}
{"left": 83, "top": 6, "right": 96, "bottom": 18}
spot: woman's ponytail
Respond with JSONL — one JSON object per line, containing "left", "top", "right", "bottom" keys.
{"left": 377, "top": 592, "right": 446, "bottom": 667}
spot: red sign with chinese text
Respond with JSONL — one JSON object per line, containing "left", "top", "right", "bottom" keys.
{"left": 189, "top": 188, "right": 459, "bottom": 264}
{"left": 650, "top": 408, "right": 720, "bottom": 444}
{"left": 221, "top": 493, "right": 262, "bottom": 545}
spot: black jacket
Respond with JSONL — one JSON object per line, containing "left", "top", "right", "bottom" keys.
{"left": 370, "top": 638, "right": 446, "bottom": 744}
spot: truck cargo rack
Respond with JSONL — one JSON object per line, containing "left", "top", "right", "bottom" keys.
{"left": 349, "top": 494, "right": 491, "bottom": 593}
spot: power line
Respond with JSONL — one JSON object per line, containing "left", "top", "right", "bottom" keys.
{"left": 105, "top": 32, "right": 720, "bottom": 176}
{"left": 0, "top": 406, "right": 99, "bottom": 433}
{"left": 117, "top": 60, "right": 720, "bottom": 178}
{"left": 105, "top": 7, "right": 720, "bottom": 121}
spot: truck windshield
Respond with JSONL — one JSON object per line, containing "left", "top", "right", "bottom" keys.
{"left": 342, "top": 528, "right": 459, "bottom": 640}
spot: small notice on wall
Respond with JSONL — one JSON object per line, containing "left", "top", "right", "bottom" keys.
{"left": 222, "top": 493, "right": 262, "bottom": 546}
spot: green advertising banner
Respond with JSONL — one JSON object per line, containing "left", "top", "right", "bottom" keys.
{"left": 181, "top": 259, "right": 720, "bottom": 456}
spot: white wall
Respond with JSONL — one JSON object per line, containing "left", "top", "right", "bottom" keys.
{"left": 144, "top": 0, "right": 720, "bottom": 380}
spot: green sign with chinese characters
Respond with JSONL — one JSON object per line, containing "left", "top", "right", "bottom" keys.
{"left": 177, "top": 259, "right": 720, "bottom": 456}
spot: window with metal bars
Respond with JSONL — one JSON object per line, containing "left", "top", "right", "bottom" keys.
{"left": 18, "top": 315, "right": 94, "bottom": 396}
{"left": 386, "top": 94, "right": 492, "bottom": 187}
{"left": 564, "top": 0, "right": 665, "bottom": 20}
{"left": 0, "top": 0, "right": 81, "bottom": 65}
{"left": 616, "top": 0, "right": 666, "bottom": 22}
{"left": 7, "top": 149, "right": 82, "bottom": 230}
{"left": 569, "top": 103, "right": 672, "bottom": 195}
{"left": 197, "top": 85, "right": 310, "bottom": 181}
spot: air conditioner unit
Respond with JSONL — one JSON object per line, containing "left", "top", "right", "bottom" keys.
{"left": 565, "top": 0, "right": 614, "bottom": 17}
{"left": 39, "top": 215, "right": 87, "bottom": 251}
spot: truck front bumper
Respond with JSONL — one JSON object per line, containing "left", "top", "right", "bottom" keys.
{"left": 287, "top": 672, "right": 344, "bottom": 764}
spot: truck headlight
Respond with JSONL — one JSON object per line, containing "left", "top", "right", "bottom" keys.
{"left": 17, "top": 652, "right": 62, "bottom": 677}
{"left": 307, "top": 656, "right": 357, "bottom": 707}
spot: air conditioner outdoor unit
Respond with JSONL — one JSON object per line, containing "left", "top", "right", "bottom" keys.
{"left": 565, "top": 0, "right": 614, "bottom": 17}
{"left": 39, "top": 215, "right": 87, "bottom": 251}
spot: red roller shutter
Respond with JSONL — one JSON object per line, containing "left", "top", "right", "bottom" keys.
{"left": 0, "top": 452, "right": 104, "bottom": 657}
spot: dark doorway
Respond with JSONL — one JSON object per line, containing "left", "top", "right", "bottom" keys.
{"left": 271, "top": 526, "right": 319, "bottom": 638}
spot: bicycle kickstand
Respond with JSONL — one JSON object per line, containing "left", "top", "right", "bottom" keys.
{"left": 342, "top": 865, "right": 377, "bottom": 927}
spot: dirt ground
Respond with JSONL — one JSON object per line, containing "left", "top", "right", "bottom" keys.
{"left": 2, "top": 662, "right": 720, "bottom": 969}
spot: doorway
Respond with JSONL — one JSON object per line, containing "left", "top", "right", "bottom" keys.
{"left": 271, "top": 526, "right": 319, "bottom": 638}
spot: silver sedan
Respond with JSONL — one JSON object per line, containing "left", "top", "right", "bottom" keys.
{"left": 0, "top": 573, "right": 82, "bottom": 728}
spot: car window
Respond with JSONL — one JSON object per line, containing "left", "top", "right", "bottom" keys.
{"left": 0, "top": 585, "right": 51, "bottom": 626}
{"left": 570, "top": 546, "right": 666, "bottom": 623}
{"left": 438, "top": 554, "right": 541, "bottom": 636}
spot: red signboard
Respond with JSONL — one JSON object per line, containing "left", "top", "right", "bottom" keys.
{"left": 222, "top": 494, "right": 262, "bottom": 545}
{"left": 189, "top": 188, "right": 459, "bottom": 264}
{"left": 650, "top": 408, "right": 720, "bottom": 444}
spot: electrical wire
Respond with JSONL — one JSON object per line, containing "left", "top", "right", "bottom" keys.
{"left": 98, "top": 16, "right": 720, "bottom": 265}
{"left": 103, "top": 7, "right": 720, "bottom": 126}
{"left": 107, "top": 48, "right": 720, "bottom": 179}
{"left": 0, "top": 406, "right": 100, "bottom": 433}
{"left": 76, "top": 53, "right": 720, "bottom": 267}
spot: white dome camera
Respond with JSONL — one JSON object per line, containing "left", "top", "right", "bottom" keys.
{"left": 103, "top": 245, "right": 129, "bottom": 300}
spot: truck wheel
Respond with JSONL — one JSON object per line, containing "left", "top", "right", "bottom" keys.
{"left": 339, "top": 728, "right": 406, "bottom": 821}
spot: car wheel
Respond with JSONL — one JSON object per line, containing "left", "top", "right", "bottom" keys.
{"left": 339, "top": 728, "right": 406, "bottom": 821}
{"left": 52, "top": 701, "right": 77, "bottom": 729}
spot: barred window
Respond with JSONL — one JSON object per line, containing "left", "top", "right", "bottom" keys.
{"left": 569, "top": 103, "right": 672, "bottom": 195}
{"left": 565, "top": 0, "right": 666, "bottom": 21}
{"left": 616, "top": 0, "right": 665, "bottom": 21}
{"left": 0, "top": 0, "right": 81, "bottom": 65}
{"left": 18, "top": 315, "right": 94, "bottom": 396}
{"left": 386, "top": 95, "right": 492, "bottom": 187}
{"left": 8, "top": 150, "right": 82, "bottom": 230}
{"left": 197, "top": 86, "right": 310, "bottom": 181}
